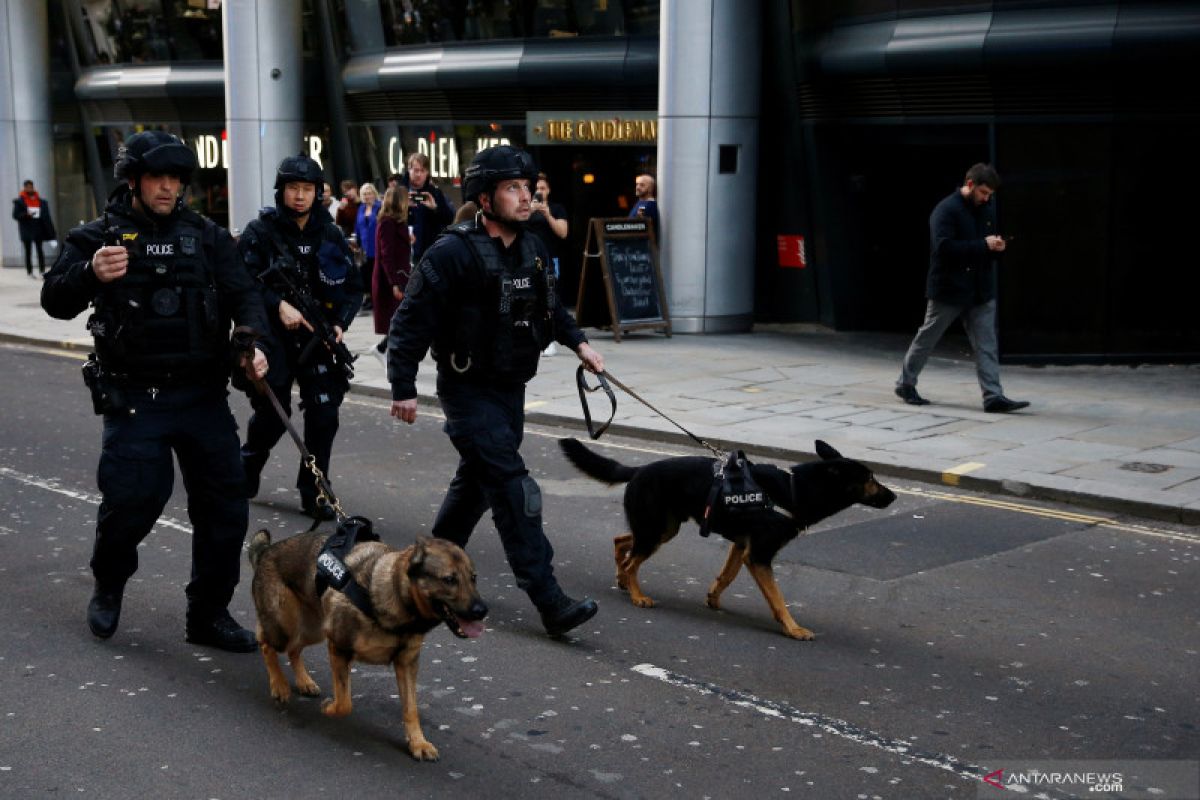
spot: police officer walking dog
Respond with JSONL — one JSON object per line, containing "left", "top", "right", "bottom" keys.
{"left": 236, "top": 154, "right": 362, "bottom": 520}
{"left": 41, "top": 131, "right": 271, "bottom": 651}
{"left": 387, "top": 145, "right": 605, "bottom": 637}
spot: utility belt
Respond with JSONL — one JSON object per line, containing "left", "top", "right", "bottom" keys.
{"left": 81, "top": 353, "right": 219, "bottom": 415}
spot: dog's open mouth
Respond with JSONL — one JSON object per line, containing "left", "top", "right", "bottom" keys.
{"left": 436, "top": 601, "right": 486, "bottom": 639}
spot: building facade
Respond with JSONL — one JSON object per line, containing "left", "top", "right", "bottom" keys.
{"left": 3, "top": 0, "right": 1198, "bottom": 361}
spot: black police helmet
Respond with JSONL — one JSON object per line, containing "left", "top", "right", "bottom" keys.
{"left": 274, "top": 153, "right": 324, "bottom": 198}
{"left": 114, "top": 131, "right": 198, "bottom": 183}
{"left": 462, "top": 145, "right": 537, "bottom": 205}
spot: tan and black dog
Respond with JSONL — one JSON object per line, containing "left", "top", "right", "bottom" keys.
{"left": 247, "top": 530, "right": 487, "bottom": 761}
{"left": 559, "top": 438, "right": 896, "bottom": 640}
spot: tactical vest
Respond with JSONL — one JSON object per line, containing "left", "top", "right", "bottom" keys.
{"left": 438, "top": 222, "right": 556, "bottom": 385}
{"left": 88, "top": 211, "right": 224, "bottom": 383}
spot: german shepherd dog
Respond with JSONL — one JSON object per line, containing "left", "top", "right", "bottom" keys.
{"left": 559, "top": 439, "right": 896, "bottom": 640}
{"left": 247, "top": 531, "right": 488, "bottom": 761}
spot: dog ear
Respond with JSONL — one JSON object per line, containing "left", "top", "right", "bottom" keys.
{"left": 815, "top": 440, "right": 843, "bottom": 461}
{"left": 407, "top": 537, "right": 428, "bottom": 578}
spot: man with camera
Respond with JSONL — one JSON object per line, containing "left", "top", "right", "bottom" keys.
{"left": 236, "top": 154, "right": 363, "bottom": 520}
{"left": 399, "top": 151, "right": 454, "bottom": 262}
{"left": 41, "top": 130, "right": 271, "bottom": 651}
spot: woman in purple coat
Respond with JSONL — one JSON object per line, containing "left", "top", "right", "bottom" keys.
{"left": 372, "top": 187, "right": 411, "bottom": 360}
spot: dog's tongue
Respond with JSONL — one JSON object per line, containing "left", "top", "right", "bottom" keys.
{"left": 459, "top": 618, "right": 485, "bottom": 638}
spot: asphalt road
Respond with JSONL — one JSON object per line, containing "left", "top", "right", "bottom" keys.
{"left": 1, "top": 343, "right": 1197, "bottom": 800}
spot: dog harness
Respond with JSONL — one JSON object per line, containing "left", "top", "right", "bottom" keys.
{"left": 699, "top": 450, "right": 775, "bottom": 537}
{"left": 314, "top": 515, "right": 382, "bottom": 619}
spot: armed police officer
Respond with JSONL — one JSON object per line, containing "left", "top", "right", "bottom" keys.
{"left": 41, "top": 130, "right": 271, "bottom": 652}
{"left": 387, "top": 145, "right": 605, "bottom": 638}
{"left": 237, "top": 154, "right": 362, "bottom": 520}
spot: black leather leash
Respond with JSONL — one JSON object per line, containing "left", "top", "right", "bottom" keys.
{"left": 576, "top": 365, "right": 724, "bottom": 458}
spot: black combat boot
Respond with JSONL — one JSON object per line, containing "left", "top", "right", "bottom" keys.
{"left": 539, "top": 594, "right": 599, "bottom": 637}
{"left": 185, "top": 609, "right": 258, "bottom": 653}
{"left": 87, "top": 581, "right": 125, "bottom": 639}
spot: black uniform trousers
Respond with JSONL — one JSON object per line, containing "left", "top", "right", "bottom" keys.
{"left": 93, "top": 384, "right": 248, "bottom": 618}
{"left": 241, "top": 333, "right": 346, "bottom": 502}
{"left": 430, "top": 374, "right": 564, "bottom": 610}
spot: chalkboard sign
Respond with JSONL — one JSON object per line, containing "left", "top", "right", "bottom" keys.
{"left": 576, "top": 217, "right": 671, "bottom": 342}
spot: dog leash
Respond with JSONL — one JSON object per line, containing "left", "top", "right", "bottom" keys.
{"left": 576, "top": 365, "right": 724, "bottom": 458}
{"left": 233, "top": 327, "right": 345, "bottom": 530}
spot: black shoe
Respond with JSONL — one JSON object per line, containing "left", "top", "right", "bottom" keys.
{"left": 984, "top": 396, "right": 1030, "bottom": 413}
{"left": 894, "top": 384, "right": 930, "bottom": 406}
{"left": 301, "top": 496, "right": 336, "bottom": 521}
{"left": 539, "top": 594, "right": 598, "bottom": 637}
{"left": 185, "top": 609, "right": 258, "bottom": 653}
{"left": 87, "top": 583, "right": 124, "bottom": 639}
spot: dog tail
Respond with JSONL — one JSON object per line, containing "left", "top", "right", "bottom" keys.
{"left": 247, "top": 528, "right": 272, "bottom": 571}
{"left": 559, "top": 437, "right": 638, "bottom": 484}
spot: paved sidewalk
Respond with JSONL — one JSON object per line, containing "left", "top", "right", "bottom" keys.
{"left": 4, "top": 264, "right": 1199, "bottom": 524}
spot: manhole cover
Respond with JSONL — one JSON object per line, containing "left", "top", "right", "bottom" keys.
{"left": 1120, "top": 462, "right": 1172, "bottom": 474}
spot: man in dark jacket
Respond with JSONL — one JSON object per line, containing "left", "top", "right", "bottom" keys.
{"left": 237, "top": 154, "right": 363, "bottom": 520}
{"left": 12, "top": 179, "right": 57, "bottom": 278}
{"left": 400, "top": 152, "right": 455, "bottom": 263}
{"left": 895, "top": 163, "right": 1029, "bottom": 413}
{"left": 387, "top": 145, "right": 604, "bottom": 638}
{"left": 41, "top": 130, "right": 271, "bottom": 651}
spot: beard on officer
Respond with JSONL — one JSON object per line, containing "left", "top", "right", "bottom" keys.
{"left": 40, "top": 130, "right": 271, "bottom": 653}
{"left": 385, "top": 145, "right": 605, "bottom": 638}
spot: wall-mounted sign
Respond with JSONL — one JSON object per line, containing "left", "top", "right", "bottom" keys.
{"left": 527, "top": 112, "right": 657, "bottom": 146}
{"left": 777, "top": 234, "right": 806, "bottom": 269}
{"left": 194, "top": 134, "right": 325, "bottom": 170}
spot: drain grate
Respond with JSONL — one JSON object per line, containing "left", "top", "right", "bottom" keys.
{"left": 1120, "top": 462, "right": 1172, "bottom": 474}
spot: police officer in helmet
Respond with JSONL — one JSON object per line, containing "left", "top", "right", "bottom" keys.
{"left": 41, "top": 130, "right": 272, "bottom": 651}
{"left": 388, "top": 145, "right": 605, "bottom": 637}
{"left": 236, "top": 153, "right": 362, "bottom": 519}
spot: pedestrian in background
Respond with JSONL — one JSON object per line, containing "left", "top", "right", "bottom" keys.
{"left": 629, "top": 173, "right": 659, "bottom": 238}
{"left": 12, "top": 179, "right": 57, "bottom": 278}
{"left": 40, "top": 131, "right": 270, "bottom": 651}
{"left": 895, "top": 163, "right": 1029, "bottom": 414}
{"left": 372, "top": 186, "right": 411, "bottom": 364}
{"left": 400, "top": 152, "right": 454, "bottom": 262}
{"left": 334, "top": 179, "right": 359, "bottom": 239}
{"left": 387, "top": 145, "right": 605, "bottom": 638}
{"left": 526, "top": 171, "right": 569, "bottom": 354}
{"left": 354, "top": 182, "right": 381, "bottom": 311}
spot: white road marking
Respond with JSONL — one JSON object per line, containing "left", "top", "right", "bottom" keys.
{"left": 631, "top": 662, "right": 991, "bottom": 786}
{"left": 0, "top": 466, "right": 193, "bottom": 534}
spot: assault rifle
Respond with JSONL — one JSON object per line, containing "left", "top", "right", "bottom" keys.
{"left": 258, "top": 254, "right": 357, "bottom": 381}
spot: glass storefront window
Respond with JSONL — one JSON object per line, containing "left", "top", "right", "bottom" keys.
{"left": 77, "top": 0, "right": 223, "bottom": 66}
{"left": 379, "top": 0, "right": 658, "bottom": 46}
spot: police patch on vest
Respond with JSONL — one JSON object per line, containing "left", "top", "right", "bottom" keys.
{"left": 180, "top": 234, "right": 197, "bottom": 255}
{"left": 145, "top": 242, "right": 175, "bottom": 256}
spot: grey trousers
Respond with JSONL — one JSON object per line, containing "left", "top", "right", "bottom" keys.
{"left": 897, "top": 298, "right": 1004, "bottom": 402}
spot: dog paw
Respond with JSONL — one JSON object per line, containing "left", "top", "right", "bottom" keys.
{"left": 295, "top": 679, "right": 321, "bottom": 697}
{"left": 783, "top": 625, "right": 815, "bottom": 641}
{"left": 321, "top": 698, "right": 351, "bottom": 717}
{"left": 269, "top": 683, "right": 292, "bottom": 705}
{"left": 630, "top": 595, "right": 656, "bottom": 608}
{"left": 705, "top": 594, "right": 722, "bottom": 610}
{"left": 409, "top": 740, "right": 440, "bottom": 762}
{"left": 615, "top": 575, "right": 628, "bottom": 590}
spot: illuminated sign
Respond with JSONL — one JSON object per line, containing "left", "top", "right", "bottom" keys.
{"left": 388, "top": 133, "right": 473, "bottom": 179}
{"left": 527, "top": 112, "right": 657, "bottom": 146}
{"left": 194, "top": 134, "right": 325, "bottom": 170}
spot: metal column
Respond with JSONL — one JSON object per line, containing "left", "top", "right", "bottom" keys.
{"left": 222, "top": 0, "right": 304, "bottom": 234}
{"left": 0, "top": 3, "right": 53, "bottom": 268}
{"left": 658, "top": 0, "right": 761, "bottom": 332}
